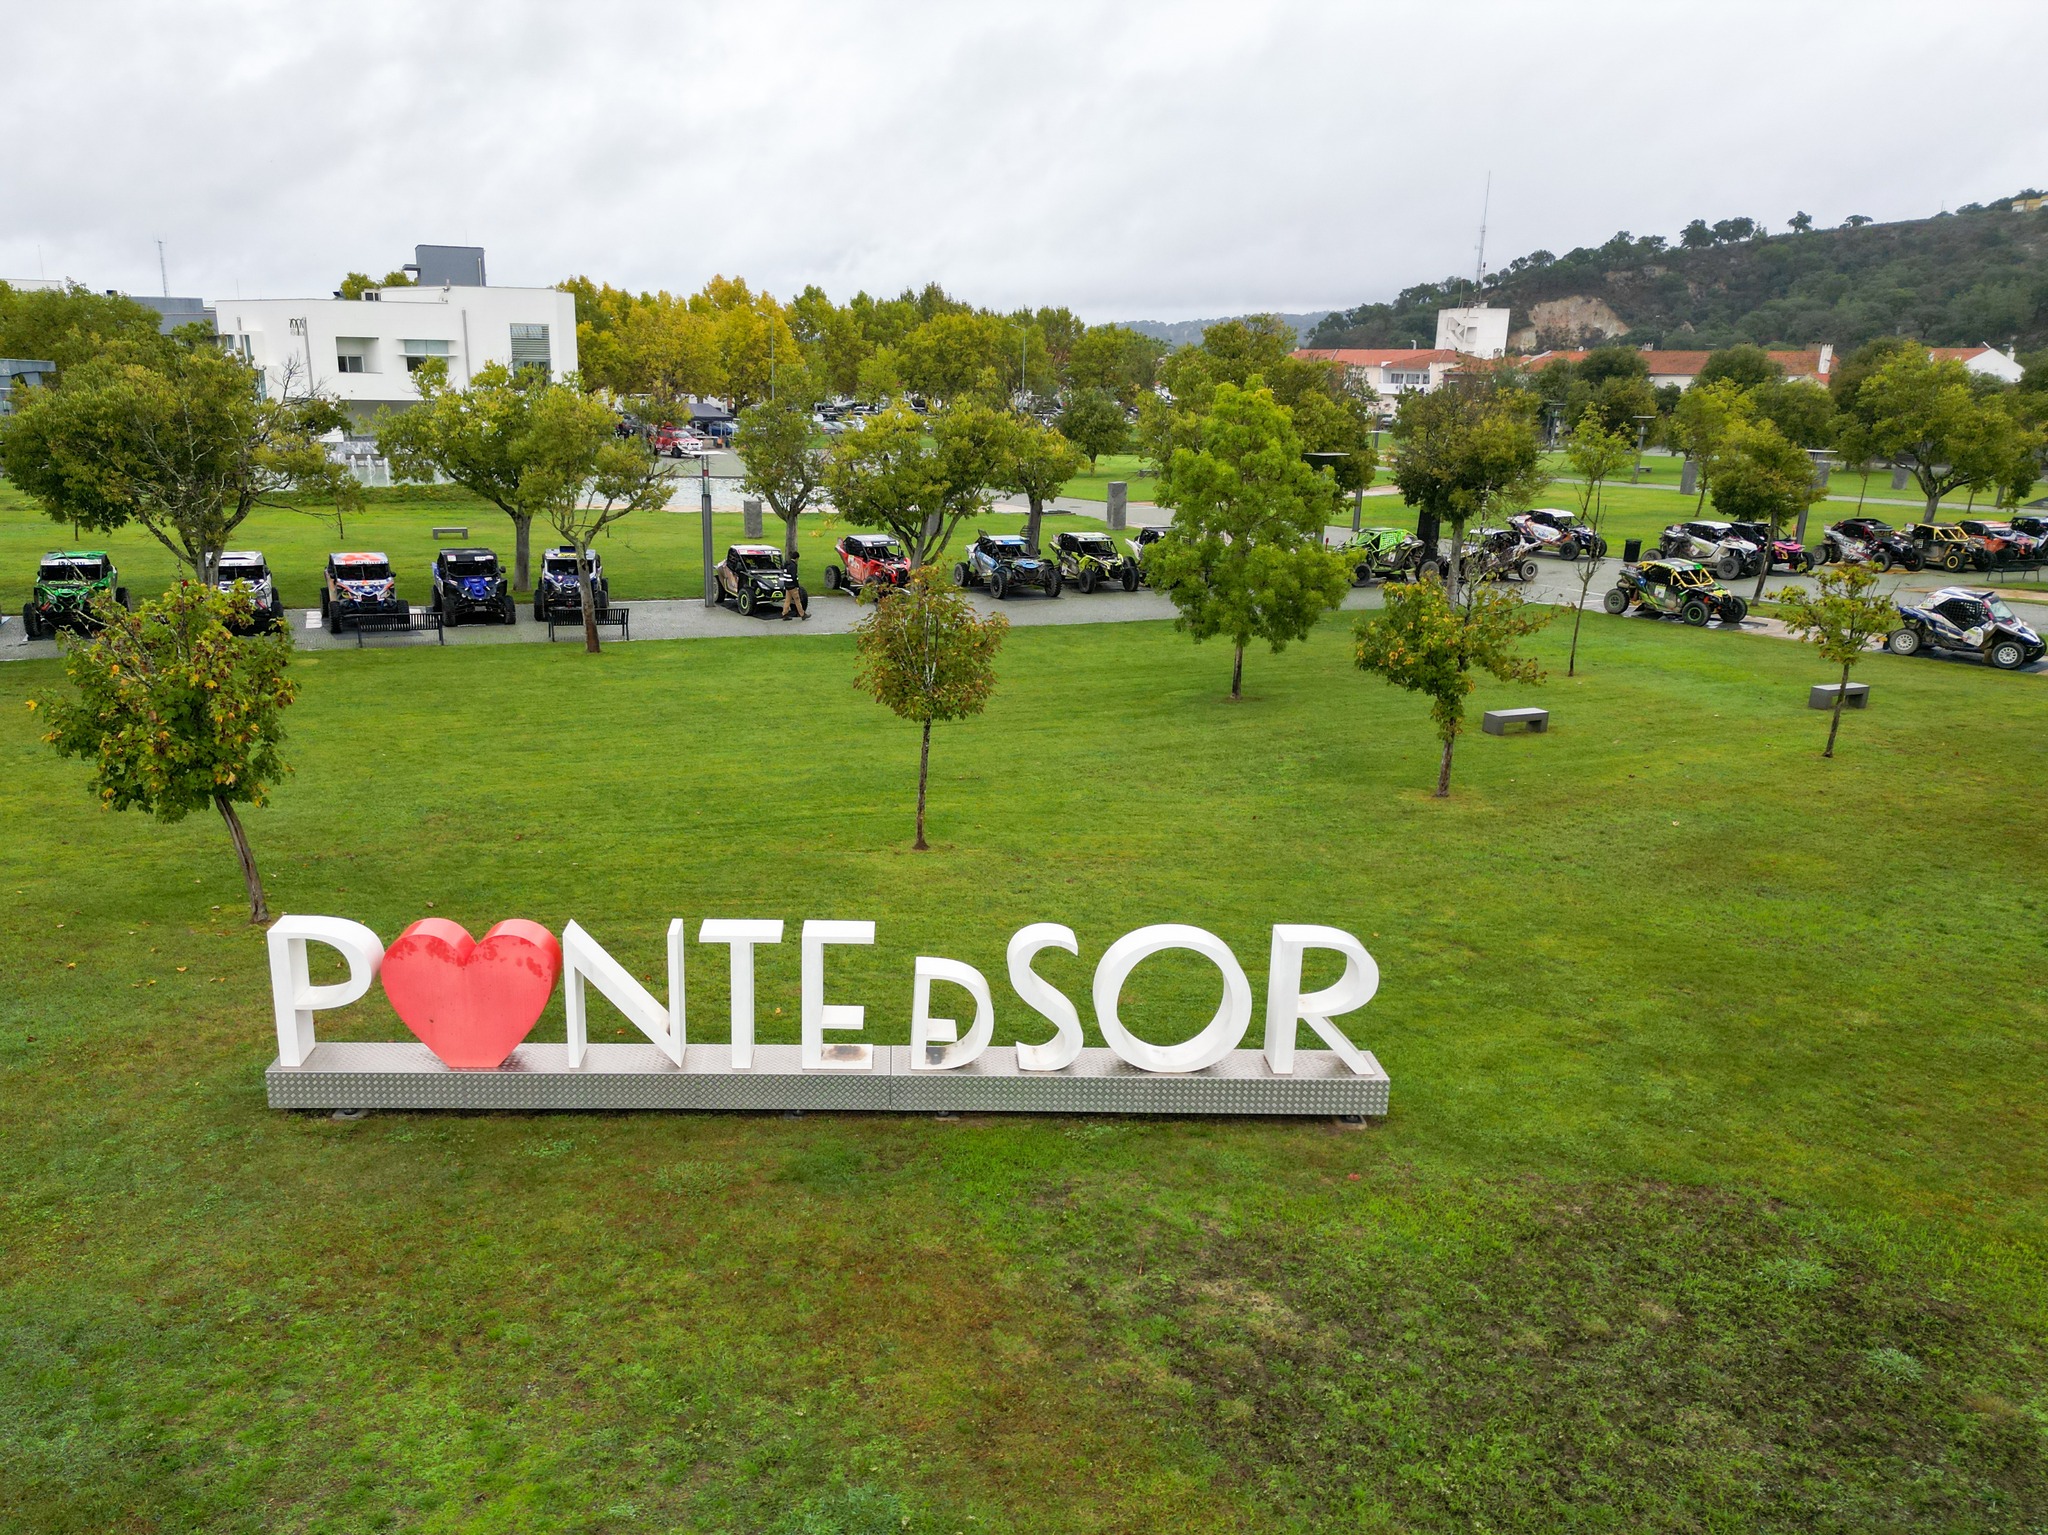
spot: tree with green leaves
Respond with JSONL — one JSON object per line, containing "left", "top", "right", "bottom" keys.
{"left": 995, "top": 417, "right": 1084, "bottom": 553}
{"left": 1353, "top": 578, "right": 1550, "bottom": 798}
{"left": 30, "top": 582, "right": 295, "bottom": 923}
{"left": 1145, "top": 381, "right": 1353, "bottom": 700}
{"left": 378, "top": 360, "right": 605, "bottom": 589}
{"left": 823, "top": 402, "right": 1007, "bottom": 567}
{"left": 852, "top": 564, "right": 1008, "bottom": 850}
{"left": 1561, "top": 415, "right": 1635, "bottom": 676}
{"left": 1747, "top": 378, "right": 1836, "bottom": 448}
{"left": 1840, "top": 350, "right": 2028, "bottom": 517}
{"left": 0, "top": 281, "right": 169, "bottom": 373}
{"left": 0, "top": 341, "right": 357, "bottom": 583}
{"left": 736, "top": 384, "right": 830, "bottom": 561}
{"left": 1708, "top": 417, "right": 1828, "bottom": 599}
{"left": 1665, "top": 379, "right": 1752, "bottom": 512}
{"left": 1697, "top": 345, "right": 1784, "bottom": 392}
{"left": 1055, "top": 387, "right": 1129, "bottom": 470}
{"left": 1777, "top": 564, "right": 1898, "bottom": 759}
{"left": 528, "top": 397, "right": 669, "bottom": 653}
{"left": 1388, "top": 383, "right": 1546, "bottom": 606}
{"left": 338, "top": 269, "right": 416, "bottom": 300}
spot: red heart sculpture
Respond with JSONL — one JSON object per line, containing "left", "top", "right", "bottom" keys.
{"left": 380, "top": 918, "right": 562, "bottom": 1069}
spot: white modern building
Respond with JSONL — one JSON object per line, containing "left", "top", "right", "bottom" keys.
{"left": 1434, "top": 306, "right": 1510, "bottom": 359}
{"left": 213, "top": 270, "right": 576, "bottom": 422}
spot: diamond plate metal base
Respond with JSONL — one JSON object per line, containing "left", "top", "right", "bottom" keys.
{"left": 266, "top": 1043, "right": 1389, "bottom": 1116}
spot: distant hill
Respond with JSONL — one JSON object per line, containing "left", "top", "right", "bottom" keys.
{"left": 1308, "top": 195, "right": 2048, "bottom": 354}
{"left": 1117, "top": 311, "right": 1334, "bottom": 348}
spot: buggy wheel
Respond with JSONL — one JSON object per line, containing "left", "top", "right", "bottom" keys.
{"left": 1602, "top": 587, "right": 1629, "bottom": 615}
{"left": 1079, "top": 568, "right": 1097, "bottom": 594}
{"left": 737, "top": 586, "right": 755, "bottom": 615}
{"left": 1885, "top": 626, "right": 1922, "bottom": 656}
{"left": 1681, "top": 597, "right": 1711, "bottom": 627}
{"left": 1870, "top": 550, "right": 1892, "bottom": 572}
{"left": 1902, "top": 550, "right": 1925, "bottom": 572}
{"left": 534, "top": 596, "right": 545, "bottom": 621}
{"left": 21, "top": 604, "right": 39, "bottom": 640}
{"left": 116, "top": 587, "right": 130, "bottom": 609}
{"left": 824, "top": 565, "right": 842, "bottom": 592}
{"left": 1714, "top": 552, "right": 1743, "bottom": 580}
{"left": 1988, "top": 638, "right": 2027, "bottom": 670}
{"left": 1046, "top": 571, "right": 1062, "bottom": 598}
{"left": 1720, "top": 597, "right": 1748, "bottom": 626}
{"left": 952, "top": 562, "right": 969, "bottom": 588}
{"left": 989, "top": 569, "right": 1009, "bottom": 600}
{"left": 1121, "top": 565, "right": 1139, "bottom": 592}
{"left": 444, "top": 604, "right": 458, "bottom": 628}
{"left": 1516, "top": 558, "right": 1539, "bottom": 582}
{"left": 1942, "top": 547, "right": 1966, "bottom": 572}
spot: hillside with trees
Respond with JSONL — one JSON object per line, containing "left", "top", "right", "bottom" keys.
{"left": 1310, "top": 193, "right": 2048, "bottom": 353}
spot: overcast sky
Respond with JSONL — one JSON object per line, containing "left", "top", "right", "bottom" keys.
{"left": 4, "top": 1, "right": 2043, "bottom": 323}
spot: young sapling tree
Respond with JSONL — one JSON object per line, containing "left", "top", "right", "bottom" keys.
{"left": 1777, "top": 563, "right": 1899, "bottom": 758}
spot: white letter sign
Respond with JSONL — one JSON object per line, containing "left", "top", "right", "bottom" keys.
{"left": 1262, "top": 924, "right": 1380, "bottom": 1076}
{"left": 801, "top": 920, "right": 875, "bottom": 1069}
{"left": 1091, "top": 924, "right": 1253, "bottom": 1074}
{"left": 909, "top": 957, "right": 994, "bottom": 1070}
{"left": 697, "top": 919, "right": 785, "bottom": 1069}
{"left": 266, "top": 915, "right": 384, "bottom": 1068}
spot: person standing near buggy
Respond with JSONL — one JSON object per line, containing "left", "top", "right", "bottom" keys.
{"left": 781, "top": 553, "right": 809, "bottom": 621}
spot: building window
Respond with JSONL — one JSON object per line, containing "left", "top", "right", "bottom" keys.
{"left": 509, "top": 323, "right": 551, "bottom": 377}
{"left": 336, "top": 338, "right": 375, "bottom": 374}
{"left": 401, "top": 338, "right": 452, "bottom": 373}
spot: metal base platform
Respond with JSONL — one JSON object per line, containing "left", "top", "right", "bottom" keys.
{"left": 266, "top": 1042, "right": 1389, "bottom": 1116}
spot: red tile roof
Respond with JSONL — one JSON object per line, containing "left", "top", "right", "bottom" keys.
{"left": 1294, "top": 348, "right": 1459, "bottom": 367}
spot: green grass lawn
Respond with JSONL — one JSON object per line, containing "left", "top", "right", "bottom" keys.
{"left": 0, "top": 483, "right": 1117, "bottom": 614}
{"left": 1056, "top": 452, "right": 1158, "bottom": 506}
{"left": 3, "top": 607, "right": 2046, "bottom": 1530}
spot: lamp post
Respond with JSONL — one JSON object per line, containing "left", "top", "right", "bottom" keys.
{"left": 1630, "top": 414, "right": 1654, "bottom": 484}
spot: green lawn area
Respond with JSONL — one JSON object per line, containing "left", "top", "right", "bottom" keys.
{"left": 0, "top": 482, "right": 1116, "bottom": 614}
{"left": 1057, "top": 452, "right": 1158, "bottom": 506}
{"left": 4, "top": 606, "right": 2047, "bottom": 1530}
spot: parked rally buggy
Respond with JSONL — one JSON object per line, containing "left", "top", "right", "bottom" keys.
{"left": 214, "top": 551, "right": 286, "bottom": 634}
{"left": 22, "top": 551, "right": 128, "bottom": 639}
{"left": 714, "top": 544, "right": 805, "bottom": 616}
{"left": 1456, "top": 527, "right": 1542, "bottom": 584}
{"left": 1821, "top": 517, "right": 1923, "bottom": 572}
{"left": 1658, "top": 520, "right": 1764, "bottom": 580}
{"left": 1886, "top": 587, "right": 2044, "bottom": 670}
{"left": 1333, "top": 526, "right": 1436, "bottom": 585}
{"left": 1123, "top": 525, "right": 1166, "bottom": 585}
{"left": 1509, "top": 508, "right": 1608, "bottom": 561}
{"left": 1955, "top": 519, "right": 2042, "bottom": 569}
{"left": 320, "top": 552, "right": 408, "bottom": 633}
{"left": 431, "top": 547, "right": 516, "bottom": 626}
{"left": 1723, "top": 520, "right": 1819, "bottom": 574}
{"left": 954, "top": 533, "right": 1061, "bottom": 598}
{"left": 535, "top": 547, "right": 609, "bottom": 622}
{"left": 1603, "top": 558, "right": 1749, "bottom": 626}
{"left": 1049, "top": 529, "right": 1140, "bottom": 592}
{"left": 825, "top": 533, "right": 910, "bottom": 594}
{"left": 1905, "top": 523, "right": 1993, "bottom": 574}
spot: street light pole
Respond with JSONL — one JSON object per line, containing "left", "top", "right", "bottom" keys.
{"left": 1631, "top": 414, "right": 1653, "bottom": 484}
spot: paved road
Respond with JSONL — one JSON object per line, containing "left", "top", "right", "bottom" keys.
{"left": 9, "top": 551, "right": 2045, "bottom": 674}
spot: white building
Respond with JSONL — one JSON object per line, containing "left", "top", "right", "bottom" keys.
{"left": 1434, "top": 306, "right": 1510, "bottom": 359}
{"left": 214, "top": 280, "right": 577, "bottom": 421}
{"left": 1291, "top": 347, "right": 1464, "bottom": 409}
{"left": 1933, "top": 344, "right": 2026, "bottom": 385}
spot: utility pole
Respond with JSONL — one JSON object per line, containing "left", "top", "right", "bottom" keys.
{"left": 1474, "top": 172, "right": 1491, "bottom": 297}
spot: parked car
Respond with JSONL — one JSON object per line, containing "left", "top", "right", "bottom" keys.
{"left": 320, "top": 552, "right": 407, "bottom": 633}
{"left": 1602, "top": 558, "right": 1749, "bottom": 626}
{"left": 1904, "top": 522, "right": 1992, "bottom": 573}
{"left": 535, "top": 547, "right": 608, "bottom": 622}
{"left": 1658, "top": 520, "right": 1764, "bottom": 580}
{"left": 1821, "top": 517, "right": 1923, "bottom": 571}
{"left": 1457, "top": 527, "right": 1541, "bottom": 584}
{"left": 825, "top": 532, "right": 910, "bottom": 594}
{"left": 1886, "top": 587, "right": 2043, "bottom": 670}
{"left": 954, "top": 532, "right": 1060, "bottom": 598}
{"left": 214, "top": 550, "right": 286, "bottom": 633}
{"left": 1049, "top": 529, "right": 1140, "bottom": 593}
{"left": 431, "top": 546, "right": 515, "bottom": 626}
{"left": 22, "top": 551, "right": 127, "bottom": 639}
{"left": 1956, "top": 519, "right": 2043, "bottom": 568}
{"left": 1124, "top": 525, "right": 1167, "bottom": 586}
{"left": 1332, "top": 526, "right": 1433, "bottom": 585}
{"left": 713, "top": 544, "right": 803, "bottom": 615}
{"left": 1509, "top": 508, "right": 1608, "bottom": 560}
{"left": 1722, "top": 520, "right": 1819, "bottom": 573}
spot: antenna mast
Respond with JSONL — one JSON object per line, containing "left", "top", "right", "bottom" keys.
{"left": 157, "top": 239, "right": 169, "bottom": 298}
{"left": 1474, "top": 173, "right": 1491, "bottom": 297}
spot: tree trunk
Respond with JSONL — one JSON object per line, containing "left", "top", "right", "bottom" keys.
{"left": 576, "top": 541, "right": 600, "bottom": 654}
{"left": 1567, "top": 586, "right": 1588, "bottom": 677}
{"left": 782, "top": 509, "right": 800, "bottom": 561}
{"left": 1752, "top": 533, "right": 1774, "bottom": 603}
{"left": 1444, "top": 518, "right": 1465, "bottom": 609}
{"left": 1231, "top": 644, "right": 1244, "bottom": 700}
{"left": 914, "top": 719, "right": 931, "bottom": 851}
{"left": 1823, "top": 657, "right": 1850, "bottom": 759}
{"left": 513, "top": 512, "right": 534, "bottom": 590}
{"left": 1435, "top": 733, "right": 1455, "bottom": 798}
{"left": 216, "top": 796, "right": 269, "bottom": 925}
{"left": 1024, "top": 495, "right": 1044, "bottom": 555}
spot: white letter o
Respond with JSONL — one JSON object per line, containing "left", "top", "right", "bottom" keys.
{"left": 1091, "top": 924, "right": 1253, "bottom": 1074}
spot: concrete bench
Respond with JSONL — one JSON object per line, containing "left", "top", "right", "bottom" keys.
{"left": 431, "top": 526, "right": 468, "bottom": 540}
{"left": 1809, "top": 682, "right": 1869, "bottom": 710}
{"left": 1482, "top": 707, "right": 1549, "bottom": 735}
{"left": 548, "top": 608, "right": 630, "bottom": 642}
